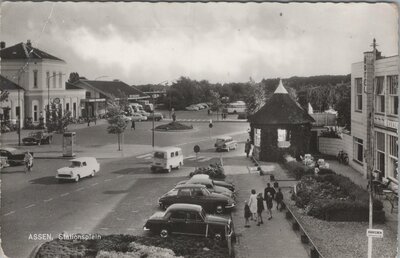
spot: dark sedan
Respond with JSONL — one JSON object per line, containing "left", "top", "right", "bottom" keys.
{"left": 158, "top": 184, "right": 235, "bottom": 214}
{"left": 0, "top": 147, "right": 27, "bottom": 166}
{"left": 144, "top": 203, "right": 235, "bottom": 241}
{"left": 22, "top": 131, "right": 53, "bottom": 145}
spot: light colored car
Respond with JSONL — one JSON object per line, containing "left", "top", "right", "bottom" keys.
{"left": 137, "top": 110, "right": 151, "bottom": 117}
{"left": 195, "top": 104, "right": 205, "bottom": 110}
{"left": 120, "top": 114, "right": 132, "bottom": 122}
{"left": 185, "top": 105, "right": 200, "bottom": 111}
{"left": 151, "top": 147, "right": 183, "bottom": 173}
{"left": 130, "top": 113, "right": 147, "bottom": 121}
{"left": 56, "top": 157, "right": 100, "bottom": 182}
{"left": 214, "top": 136, "right": 238, "bottom": 152}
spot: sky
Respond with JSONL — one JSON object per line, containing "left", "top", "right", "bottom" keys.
{"left": 1, "top": 2, "right": 398, "bottom": 85}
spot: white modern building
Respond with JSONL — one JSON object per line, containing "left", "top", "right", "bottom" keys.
{"left": 0, "top": 40, "right": 85, "bottom": 124}
{"left": 351, "top": 40, "right": 398, "bottom": 182}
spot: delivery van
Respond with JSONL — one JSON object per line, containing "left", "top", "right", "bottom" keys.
{"left": 151, "top": 147, "right": 184, "bottom": 173}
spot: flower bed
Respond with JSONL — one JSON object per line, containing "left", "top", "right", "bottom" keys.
{"left": 189, "top": 162, "right": 226, "bottom": 180}
{"left": 293, "top": 174, "right": 385, "bottom": 223}
{"left": 35, "top": 234, "right": 229, "bottom": 258}
{"left": 155, "top": 122, "right": 193, "bottom": 131}
{"left": 283, "top": 161, "right": 313, "bottom": 180}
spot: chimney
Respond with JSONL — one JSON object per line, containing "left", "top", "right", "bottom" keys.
{"left": 0, "top": 41, "right": 5, "bottom": 49}
{"left": 26, "top": 39, "right": 32, "bottom": 47}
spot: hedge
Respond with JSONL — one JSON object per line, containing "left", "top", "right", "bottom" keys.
{"left": 293, "top": 173, "right": 385, "bottom": 223}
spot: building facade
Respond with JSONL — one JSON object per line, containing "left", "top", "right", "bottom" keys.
{"left": 0, "top": 75, "right": 25, "bottom": 126}
{"left": 0, "top": 40, "right": 85, "bottom": 124}
{"left": 351, "top": 42, "right": 398, "bottom": 182}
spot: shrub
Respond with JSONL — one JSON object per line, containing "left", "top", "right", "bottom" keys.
{"left": 294, "top": 173, "right": 385, "bottom": 222}
{"left": 284, "top": 161, "right": 312, "bottom": 180}
{"left": 190, "top": 162, "right": 226, "bottom": 179}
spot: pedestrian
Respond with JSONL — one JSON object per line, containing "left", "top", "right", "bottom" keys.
{"left": 244, "top": 201, "right": 251, "bottom": 228}
{"left": 24, "top": 151, "right": 33, "bottom": 173}
{"left": 131, "top": 120, "right": 136, "bottom": 130}
{"left": 273, "top": 181, "right": 279, "bottom": 190}
{"left": 244, "top": 139, "right": 251, "bottom": 158}
{"left": 256, "top": 193, "right": 264, "bottom": 226}
{"left": 265, "top": 192, "right": 273, "bottom": 220}
{"left": 94, "top": 116, "right": 97, "bottom": 125}
{"left": 248, "top": 189, "right": 258, "bottom": 221}
{"left": 264, "top": 182, "right": 276, "bottom": 200}
{"left": 87, "top": 117, "right": 90, "bottom": 127}
{"left": 275, "top": 188, "right": 284, "bottom": 211}
{"left": 207, "top": 109, "right": 211, "bottom": 116}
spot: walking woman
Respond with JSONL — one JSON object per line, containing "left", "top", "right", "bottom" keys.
{"left": 256, "top": 193, "right": 264, "bottom": 226}
{"left": 248, "top": 189, "right": 258, "bottom": 221}
{"left": 24, "top": 151, "right": 33, "bottom": 173}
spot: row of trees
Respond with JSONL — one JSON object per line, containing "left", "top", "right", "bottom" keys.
{"left": 135, "top": 75, "right": 351, "bottom": 128}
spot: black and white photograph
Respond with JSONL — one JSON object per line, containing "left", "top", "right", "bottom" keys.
{"left": 0, "top": 1, "right": 398, "bottom": 258}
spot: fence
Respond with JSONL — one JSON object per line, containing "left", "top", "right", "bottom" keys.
{"left": 310, "top": 113, "right": 337, "bottom": 127}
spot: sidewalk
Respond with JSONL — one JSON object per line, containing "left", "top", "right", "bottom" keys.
{"left": 225, "top": 158, "right": 308, "bottom": 258}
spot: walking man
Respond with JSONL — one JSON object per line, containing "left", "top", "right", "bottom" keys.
{"left": 265, "top": 192, "right": 273, "bottom": 220}
{"left": 264, "top": 182, "right": 276, "bottom": 200}
{"left": 256, "top": 193, "right": 264, "bottom": 226}
{"left": 244, "top": 139, "right": 251, "bottom": 158}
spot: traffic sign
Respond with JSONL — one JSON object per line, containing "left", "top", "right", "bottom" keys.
{"left": 209, "top": 123, "right": 213, "bottom": 128}
{"left": 53, "top": 98, "right": 61, "bottom": 104}
{"left": 194, "top": 145, "right": 200, "bottom": 153}
{"left": 366, "top": 229, "right": 383, "bottom": 238}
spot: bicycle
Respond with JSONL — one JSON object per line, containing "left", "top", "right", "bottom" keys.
{"left": 337, "top": 150, "right": 349, "bottom": 165}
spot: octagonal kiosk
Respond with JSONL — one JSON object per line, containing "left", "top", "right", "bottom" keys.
{"left": 63, "top": 132, "right": 76, "bottom": 157}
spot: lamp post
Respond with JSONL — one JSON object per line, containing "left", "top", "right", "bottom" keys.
{"left": 152, "top": 96, "right": 155, "bottom": 148}
{"left": 47, "top": 73, "right": 65, "bottom": 126}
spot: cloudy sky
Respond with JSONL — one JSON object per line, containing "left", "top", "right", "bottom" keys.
{"left": 1, "top": 2, "right": 398, "bottom": 85}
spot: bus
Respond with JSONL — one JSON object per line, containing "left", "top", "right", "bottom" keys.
{"left": 226, "top": 101, "right": 247, "bottom": 114}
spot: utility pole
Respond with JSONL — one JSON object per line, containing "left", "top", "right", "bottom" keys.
{"left": 366, "top": 38, "right": 377, "bottom": 258}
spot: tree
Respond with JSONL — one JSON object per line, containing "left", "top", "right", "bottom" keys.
{"left": 244, "top": 82, "right": 265, "bottom": 115}
{"left": 106, "top": 99, "right": 128, "bottom": 151}
{"left": 46, "top": 103, "right": 71, "bottom": 133}
{"left": 209, "top": 90, "right": 222, "bottom": 119}
{"left": 68, "top": 72, "right": 80, "bottom": 84}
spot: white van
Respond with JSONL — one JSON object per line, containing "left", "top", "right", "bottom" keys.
{"left": 151, "top": 147, "right": 184, "bottom": 173}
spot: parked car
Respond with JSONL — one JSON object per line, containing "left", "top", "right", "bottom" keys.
{"left": 120, "top": 114, "right": 132, "bottom": 122}
{"left": 143, "top": 203, "right": 235, "bottom": 241}
{"left": 185, "top": 105, "right": 200, "bottom": 111}
{"left": 137, "top": 110, "right": 151, "bottom": 117}
{"left": 158, "top": 184, "right": 235, "bottom": 214}
{"left": 0, "top": 147, "right": 26, "bottom": 166}
{"left": 198, "top": 103, "right": 209, "bottom": 109}
{"left": 151, "top": 147, "right": 183, "bottom": 173}
{"left": 146, "top": 112, "right": 164, "bottom": 121}
{"left": 22, "top": 131, "right": 53, "bottom": 145}
{"left": 214, "top": 136, "right": 238, "bottom": 152}
{"left": 176, "top": 176, "right": 234, "bottom": 198}
{"left": 195, "top": 104, "right": 205, "bottom": 110}
{"left": 56, "top": 157, "right": 100, "bottom": 182}
{"left": 189, "top": 174, "right": 235, "bottom": 192}
{"left": 130, "top": 113, "right": 147, "bottom": 121}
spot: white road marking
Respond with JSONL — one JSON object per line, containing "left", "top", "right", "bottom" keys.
{"left": 91, "top": 182, "right": 99, "bottom": 186}
{"left": 104, "top": 179, "right": 112, "bottom": 182}
{"left": 116, "top": 175, "right": 124, "bottom": 178}
{"left": 25, "top": 204, "right": 36, "bottom": 209}
{"left": 60, "top": 193, "right": 70, "bottom": 197}
{"left": 132, "top": 210, "right": 139, "bottom": 213}
{"left": 99, "top": 228, "right": 109, "bottom": 230}
{"left": 186, "top": 156, "right": 199, "bottom": 161}
{"left": 198, "top": 157, "right": 213, "bottom": 162}
{"left": 4, "top": 211, "right": 15, "bottom": 216}
{"left": 184, "top": 155, "right": 195, "bottom": 160}
{"left": 75, "top": 187, "right": 85, "bottom": 192}
{"left": 116, "top": 217, "right": 125, "bottom": 221}
{"left": 127, "top": 228, "right": 136, "bottom": 231}
{"left": 44, "top": 198, "right": 53, "bottom": 202}
{"left": 136, "top": 153, "right": 152, "bottom": 159}
{"left": 144, "top": 156, "right": 152, "bottom": 160}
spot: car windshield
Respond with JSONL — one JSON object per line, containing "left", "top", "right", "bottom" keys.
{"left": 69, "top": 161, "right": 81, "bottom": 168}
{"left": 200, "top": 209, "right": 207, "bottom": 220}
{"left": 165, "top": 189, "right": 178, "bottom": 196}
{"left": 202, "top": 188, "right": 211, "bottom": 196}
{"left": 154, "top": 152, "right": 165, "bottom": 159}
{"left": 216, "top": 139, "right": 225, "bottom": 143}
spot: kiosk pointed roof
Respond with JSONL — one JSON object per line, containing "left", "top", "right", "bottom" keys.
{"left": 249, "top": 80, "right": 315, "bottom": 125}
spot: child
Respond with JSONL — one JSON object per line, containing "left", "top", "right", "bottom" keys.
{"left": 244, "top": 201, "right": 251, "bottom": 228}
{"left": 256, "top": 193, "right": 264, "bottom": 226}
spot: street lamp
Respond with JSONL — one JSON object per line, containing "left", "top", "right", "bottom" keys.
{"left": 47, "top": 73, "right": 65, "bottom": 126}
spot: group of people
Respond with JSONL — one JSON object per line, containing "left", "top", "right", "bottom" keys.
{"left": 244, "top": 182, "right": 284, "bottom": 227}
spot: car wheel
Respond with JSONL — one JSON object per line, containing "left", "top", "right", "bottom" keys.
{"left": 91, "top": 170, "right": 95, "bottom": 177}
{"left": 160, "top": 228, "right": 169, "bottom": 238}
{"left": 216, "top": 205, "right": 224, "bottom": 214}
{"left": 178, "top": 162, "right": 182, "bottom": 169}
{"left": 167, "top": 166, "right": 172, "bottom": 173}
{"left": 75, "top": 175, "right": 80, "bottom": 182}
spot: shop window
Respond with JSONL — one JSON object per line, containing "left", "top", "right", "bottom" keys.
{"left": 277, "top": 129, "right": 290, "bottom": 148}
{"left": 387, "top": 75, "right": 398, "bottom": 115}
{"left": 355, "top": 78, "right": 363, "bottom": 111}
{"left": 375, "top": 77, "right": 385, "bottom": 113}
{"left": 353, "top": 137, "right": 364, "bottom": 163}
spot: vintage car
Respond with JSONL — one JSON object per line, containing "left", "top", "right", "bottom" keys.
{"left": 176, "top": 175, "right": 234, "bottom": 198}
{"left": 158, "top": 184, "right": 235, "bottom": 214}
{"left": 188, "top": 174, "right": 235, "bottom": 192}
{"left": 0, "top": 147, "right": 26, "bottom": 166}
{"left": 144, "top": 203, "right": 235, "bottom": 241}
{"left": 146, "top": 112, "right": 164, "bottom": 121}
{"left": 56, "top": 157, "right": 100, "bottom": 182}
{"left": 130, "top": 113, "right": 147, "bottom": 121}
{"left": 151, "top": 147, "right": 183, "bottom": 173}
{"left": 22, "top": 131, "right": 53, "bottom": 145}
{"left": 214, "top": 136, "right": 238, "bottom": 152}
{"left": 185, "top": 105, "right": 200, "bottom": 111}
